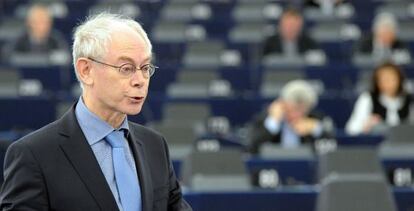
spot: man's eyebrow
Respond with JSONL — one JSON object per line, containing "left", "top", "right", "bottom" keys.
{"left": 116, "top": 56, "right": 135, "bottom": 64}
{"left": 116, "top": 56, "right": 152, "bottom": 66}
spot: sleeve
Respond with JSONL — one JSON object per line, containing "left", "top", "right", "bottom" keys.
{"left": 50, "top": 30, "right": 69, "bottom": 51}
{"left": 264, "top": 116, "right": 282, "bottom": 135}
{"left": 394, "top": 39, "right": 409, "bottom": 52}
{"left": 354, "top": 34, "right": 372, "bottom": 54}
{"left": 0, "top": 141, "right": 49, "bottom": 210}
{"left": 248, "top": 115, "right": 281, "bottom": 154}
{"left": 345, "top": 93, "right": 373, "bottom": 135}
{"left": 311, "top": 122, "right": 323, "bottom": 137}
{"left": 161, "top": 138, "right": 192, "bottom": 211}
{"left": 262, "top": 36, "right": 277, "bottom": 57}
{"left": 405, "top": 92, "right": 414, "bottom": 123}
{"left": 6, "top": 34, "right": 26, "bottom": 55}
{"left": 305, "top": 34, "right": 319, "bottom": 51}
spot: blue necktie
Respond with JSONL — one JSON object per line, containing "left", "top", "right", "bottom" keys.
{"left": 281, "top": 122, "right": 300, "bottom": 148}
{"left": 106, "top": 130, "right": 141, "bottom": 211}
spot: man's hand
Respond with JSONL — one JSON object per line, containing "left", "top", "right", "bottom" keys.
{"left": 291, "top": 118, "right": 319, "bottom": 136}
{"left": 268, "top": 100, "right": 285, "bottom": 121}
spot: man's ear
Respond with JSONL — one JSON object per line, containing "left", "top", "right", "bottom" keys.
{"left": 75, "top": 58, "right": 94, "bottom": 86}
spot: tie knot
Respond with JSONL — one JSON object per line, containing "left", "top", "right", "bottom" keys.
{"left": 106, "top": 130, "right": 126, "bottom": 148}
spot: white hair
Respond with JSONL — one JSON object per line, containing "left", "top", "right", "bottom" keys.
{"left": 72, "top": 12, "right": 152, "bottom": 84}
{"left": 373, "top": 12, "right": 398, "bottom": 34}
{"left": 281, "top": 80, "right": 318, "bottom": 109}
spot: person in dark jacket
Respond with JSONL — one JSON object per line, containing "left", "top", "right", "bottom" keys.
{"left": 355, "top": 13, "right": 410, "bottom": 60}
{"left": 262, "top": 8, "right": 318, "bottom": 57}
{"left": 8, "top": 4, "right": 67, "bottom": 55}
{"left": 248, "top": 80, "right": 334, "bottom": 154}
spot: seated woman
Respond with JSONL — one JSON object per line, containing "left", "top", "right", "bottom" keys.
{"left": 346, "top": 62, "right": 413, "bottom": 135}
{"left": 248, "top": 80, "right": 334, "bottom": 154}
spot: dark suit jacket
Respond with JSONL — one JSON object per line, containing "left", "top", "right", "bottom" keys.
{"left": 248, "top": 112, "right": 334, "bottom": 154}
{"left": 355, "top": 33, "right": 409, "bottom": 55}
{"left": 262, "top": 33, "right": 318, "bottom": 57}
{"left": 11, "top": 31, "right": 67, "bottom": 54}
{"left": 304, "top": 0, "right": 349, "bottom": 8}
{"left": 0, "top": 105, "right": 192, "bottom": 211}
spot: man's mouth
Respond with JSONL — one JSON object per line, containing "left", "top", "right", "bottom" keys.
{"left": 129, "top": 96, "right": 144, "bottom": 103}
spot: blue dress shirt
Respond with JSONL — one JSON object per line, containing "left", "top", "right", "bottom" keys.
{"left": 264, "top": 116, "right": 323, "bottom": 148}
{"left": 75, "top": 97, "right": 140, "bottom": 211}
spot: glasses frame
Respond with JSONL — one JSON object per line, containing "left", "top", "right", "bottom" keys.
{"left": 87, "top": 57, "right": 157, "bottom": 78}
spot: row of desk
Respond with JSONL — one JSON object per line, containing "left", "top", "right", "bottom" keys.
{"left": 178, "top": 137, "right": 414, "bottom": 210}
{"left": 0, "top": 92, "right": 355, "bottom": 130}
{"left": 183, "top": 186, "right": 414, "bottom": 211}
{"left": 3, "top": 60, "right": 414, "bottom": 91}
{"left": 172, "top": 156, "right": 414, "bottom": 185}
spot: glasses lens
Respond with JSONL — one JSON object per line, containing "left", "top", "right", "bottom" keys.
{"left": 119, "top": 64, "right": 135, "bottom": 76}
{"left": 142, "top": 64, "right": 156, "bottom": 77}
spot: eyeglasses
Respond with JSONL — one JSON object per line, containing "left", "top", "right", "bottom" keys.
{"left": 88, "top": 57, "right": 157, "bottom": 78}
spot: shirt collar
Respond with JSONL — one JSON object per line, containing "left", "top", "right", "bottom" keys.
{"left": 75, "top": 96, "right": 129, "bottom": 146}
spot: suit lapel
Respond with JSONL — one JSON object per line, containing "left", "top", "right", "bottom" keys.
{"left": 57, "top": 106, "right": 119, "bottom": 211}
{"left": 127, "top": 124, "right": 153, "bottom": 211}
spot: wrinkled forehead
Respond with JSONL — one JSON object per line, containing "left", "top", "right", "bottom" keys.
{"left": 28, "top": 7, "right": 51, "bottom": 21}
{"left": 375, "top": 21, "right": 396, "bottom": 33}
{"left": 285, "top": 100, "right": 312, "bottom": 111}
{"left": 106, "top": 26, "right": 152, "bottom": 62}
{"left": 281, "top": 13, "right": 302, "bottom": 23}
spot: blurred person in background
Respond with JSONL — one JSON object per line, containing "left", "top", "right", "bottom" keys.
{"left": 346, "top": 62, "right": 413, "bottom": 135}
{"left": 248, "top": 80, "right": 334, "bottom": 154}
{"left": 305, "top": 0, "right": 347, "bottom": 8}
{"left": 262, "top": 8, "right": 318, "bottom": 57}
{"left": 7, "top": 3, "right": 67, "bottom": 55}
{"left": 304, "top": 0, "right": 351, "bottom": 16}
{"left": 355, "top": 12, "right": 409, "bottom": 60}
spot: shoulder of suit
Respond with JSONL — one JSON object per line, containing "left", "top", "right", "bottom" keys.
{"left": 128, "top": 121, "right": 165, "bottom": 141}
{"left": 14, "top": 119, "right": 62, "bottom": 148}
{"left": 308, "top": 110, "right": 328, "bottom": 120}
{"left": 265, "top": 33, "right": 280, "bottom": 42}
{"left": 360, "top": 91, "right": 374, "bottom": 102}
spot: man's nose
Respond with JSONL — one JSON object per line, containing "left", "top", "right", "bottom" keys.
{"left": 130, "top": 70, "right": 147, "bottom": 88}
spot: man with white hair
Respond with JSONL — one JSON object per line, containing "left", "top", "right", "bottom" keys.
{"left": 0, "top": 13, "right": 192, "bottom": 211}
{"left": 248, "top": 80, "right": 334, "bottom": 154}
{"left": 356, "top": 12, "right": 409, "bottom": 59}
